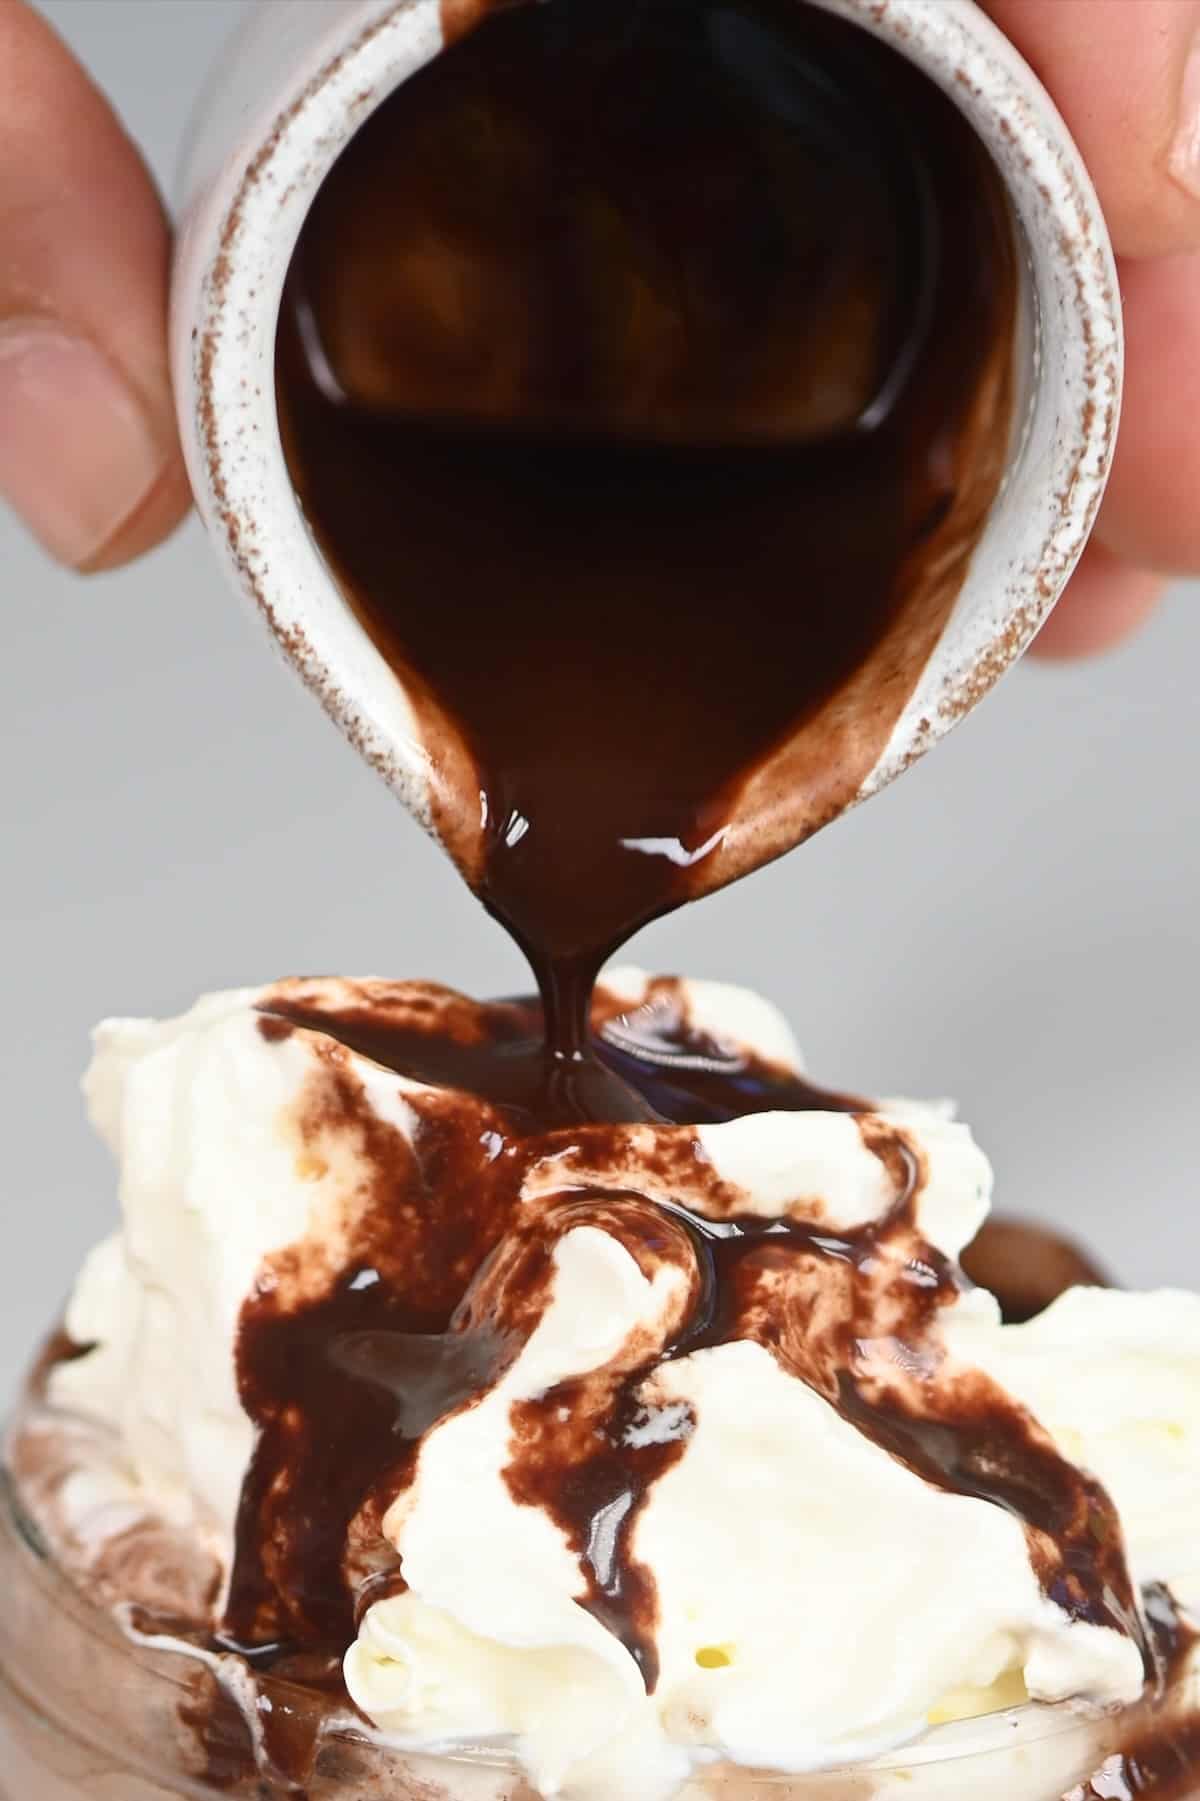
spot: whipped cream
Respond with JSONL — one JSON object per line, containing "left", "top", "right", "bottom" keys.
{"left": 31, "top": 973, "right": 1200, "bottom": 1801}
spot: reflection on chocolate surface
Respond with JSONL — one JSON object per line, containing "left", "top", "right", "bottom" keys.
{"left": 187, "top": 0, "right": 1191, "bottom": 1774}
{"left": 1068, "top": 1718, "right": 1200, "bottom": 1800}
{"left": 276, "top": 0, "right": 1017, "bottom": 1107}
{"left": 1058, "top": 1592, "right": 1200, "bottom": 1799}
{"left": 183, "top": 975, "right": 1148, "bottom": 1786}
{"left": 18, "top": 972, "right": 1200, "bottom": 1795}
{"left": 1069, "top": 1591, "right": 1200, "bottom": 1799}
{"left": 258, "top": 973, "right": 863, "bottom": 1128}
{"left": 14, "top": 0, "right": 1195, "bottom": 1793}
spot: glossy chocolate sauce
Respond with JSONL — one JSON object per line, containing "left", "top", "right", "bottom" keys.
{"left": 211, "top": 979, "right": 1151, "bottom": 1741}
{"left": 276, "top": 0, "right": 1017, "bottom": 1118}
{"left": 42, "top": 2, "right": 1195, "bottom": 1793}
{"left": 27, "top": 971, "right": 1196, "bottom": 1795}
{"left": 1065, "top": 1589, "right": 1200, "bottom": 1800}
{"left": 229, "top": 978, "right": 864, "bottom": 1668}
{"left": 260, "top": 973, "right": 863, "bottom": 1127}
{"left": 1070, "top": 1720, "right": 1200, "bottom": 1801}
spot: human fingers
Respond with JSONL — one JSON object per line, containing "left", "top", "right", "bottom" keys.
{"left": 0, "top": 1, "right": 190, "bottom": 571}
{"left": 984, "top": 0, "right": 1200, "bottom": 259}
{"left": 1029, "top": 540, "right": 1167, "bottom": 660}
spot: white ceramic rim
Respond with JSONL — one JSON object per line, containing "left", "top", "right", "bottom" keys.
{"left": 170, "top": 0, "right": 1122, "bottom": 846}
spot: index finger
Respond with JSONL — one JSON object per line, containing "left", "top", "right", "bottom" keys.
{"left": 984, "top": 0, "right": 1200, "bottom": 259}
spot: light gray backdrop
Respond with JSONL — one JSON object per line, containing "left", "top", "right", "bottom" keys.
{"left": 3, "top": 0, "right": 1198, "bottom": 1389}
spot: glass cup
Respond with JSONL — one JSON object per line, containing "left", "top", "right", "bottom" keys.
{"left": 2, "top": 1430, "right": 1196, "bottom": 1801}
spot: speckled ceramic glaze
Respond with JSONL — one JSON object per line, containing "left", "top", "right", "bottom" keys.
{"left": 171, "top": 0, "right": 1122, "bottom": 861}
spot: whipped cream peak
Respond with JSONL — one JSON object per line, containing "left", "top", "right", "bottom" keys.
{"left": 24, "top": 973, "right": 1200, "bottom": 1798}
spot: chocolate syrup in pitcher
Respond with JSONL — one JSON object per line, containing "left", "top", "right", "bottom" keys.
{"left": 79, "top": 5, "right": 1199, "bottom": 1791}
{"left": 276, "top": 0, "right": 1018, "bottom": 1117}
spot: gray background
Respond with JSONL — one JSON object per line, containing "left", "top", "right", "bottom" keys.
{"left": 3, "top": 1, "right": 1198, "bottom": 1389}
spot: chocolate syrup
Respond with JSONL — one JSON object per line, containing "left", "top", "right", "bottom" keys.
{"left": 61, "top": 1, "right": 1193, "bottom": 1790}
{"left": 260, "top": 973, "right": 863, "bottom": 1126}
{"left": 276, "top": 0, "right": 1017, "bottom": 1112}
{"left": 1066, "top": 1590, "right": 1200, "bottom": 1800}
{"left": 223, "top": 981, "right": 1148, "bottom": 1697}
{"left": 32, "top": 971, "right": 1195, "bottom": 1792}
{"left": 231, "top": 978, "right": 859, "bottom": 1660}
{"left": 1070, "top": 1721, "right": 1200, "bottom": 1800}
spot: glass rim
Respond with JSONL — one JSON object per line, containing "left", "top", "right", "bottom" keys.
{"left": 2, "top": 1441, "right": 1184, "bottom": 1793}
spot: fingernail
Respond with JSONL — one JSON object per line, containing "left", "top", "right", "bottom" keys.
{"left": 1170, "top": 30, "right": 1200, "bottom": 199}
{"left": 0, "top": 320, "right": 167, "bottom": 567}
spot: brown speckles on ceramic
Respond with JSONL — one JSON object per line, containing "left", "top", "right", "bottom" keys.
{"left": 172, "top": 0, "right": 1121, "bottom": 877}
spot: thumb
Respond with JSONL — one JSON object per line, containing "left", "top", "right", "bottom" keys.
{"left": 0, "top": 1, "right": 190, "bottom": 571}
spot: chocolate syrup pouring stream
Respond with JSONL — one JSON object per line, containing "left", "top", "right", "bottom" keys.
{"left": 184, "top": 0, "right": 1188, "bottom": 1784}
{"left": 276, "top": 0, "right": 1017, "bottom": 1124}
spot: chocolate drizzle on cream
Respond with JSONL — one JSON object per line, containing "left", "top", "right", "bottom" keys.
{"left": 25, "top": 0, "right": 1194, "bottom": 1790}
{"left": 20, "top": 974, "right": 1199, "bottom": 1794}
{"left": 1066, "top": 1589, "right": 1200, "bottom": 1800}
{"left": 256, "top": 0, "right": 1032, "bottom": 1718}
{"left": 214, "top": 978, "right": 1151, "bottom": 1710}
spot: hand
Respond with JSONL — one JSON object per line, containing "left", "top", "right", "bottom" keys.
{"left": 0, "top": 1, "right": 1196, "bottom": 656}
{"left": 0, "top": 3, "right": 189, "bottom": 571}
{"left": 986, "top": 0, "right": 1200, "bottom": 657}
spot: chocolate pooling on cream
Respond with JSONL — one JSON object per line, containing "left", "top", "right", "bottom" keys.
{"left": 276, "top": 0, "right": 1017, "bottom": 1118}
{"left": 232, "top": 979, "right": 865, "bottom": 1668}
{"left": 28, "top": 1, "right": 1197, "bottom": 1792}
{"left": 27, "top": 974, "right": 1195, "bottom": 1795}
{"left": 1065, "top": 1589, "right": 1200, "bottom": 1800}
{"left": 217, "top": 981, "right": 1148, "bottom": 1712}
{"left": 186, "top": 0, "right": 1184, "bottom": 1779}
{"left": 260, "top": 975, "right": 863, "bottom": 1128}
